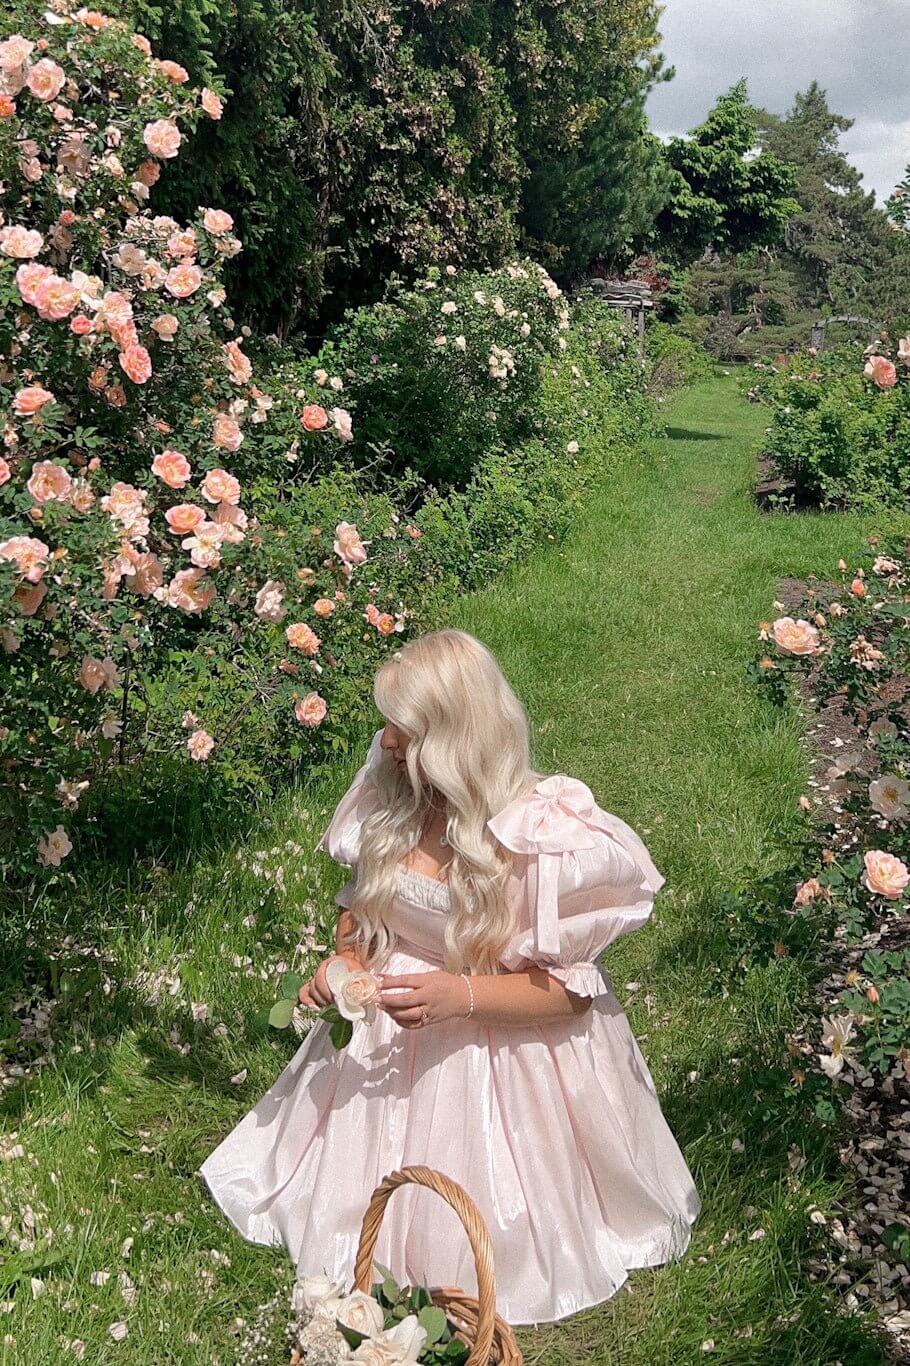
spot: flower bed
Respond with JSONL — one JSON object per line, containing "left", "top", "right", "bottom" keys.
{"left": 748, "top": 342, "right": 910, "bottom": 509}
{"left": 754, "top": 541, "right": 910, "bottom": 1351}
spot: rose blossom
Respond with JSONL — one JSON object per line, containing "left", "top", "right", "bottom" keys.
{"left": 13, "top": 385, "right": 55, "bottom": 416}
{"left": 869, "top": 775, "right": 910, "bottom": 822}
{"left": 864, "top": 355, "right": 897, "bottom": 389}
{"left": 33, "top": 273, "right": 81, "bottom": 321}
{"left": 0, "top": 535, "right": 49, "bottom": 582}
{"left": 16, "top": 262, "right": 52, "bottom": 305}
{"left": 201, "top": 467, "right": 241, "bottom": 504}
{"left": 128, "top": 552, "right": 163, "bottom": 597}
{"left": 159, "top": 567, "right": 216, "bottom": 614}
{"left": 898, "top": 337, "right": 910, "bottom": 365}
{"left": 203, "top": 207, "right": 233, "bottom": 235}
{"left": 119, "top": 343, "right": 152, "bottom": 385}
{"left": 152, "top": 449, "right": 191, "bottom": 489}
{"left": 14, "top": 580, "right": 47, "bottom": 616}
{"left": 166, "top": 228, "right": 197, "bottom": 260}
{"left": 212, "top": 500, "right": 247, "bottom": 544}
{"left": 345, "top": 1318, "right": 427, "bottom": 1365}
{"left": 330, "top": 406, "right": 353, "bottom": 441}
{"left": 254, "top": 579, "right": 286, "bottom": 622}
{"left": 151, "top": 313, "right": 179, "bottom": 340}
{"left": 313, "top": 598, "right": 335, "bottom": 617}
{"left": 0, "top": 35, "right": 34, "bottom": 70}
{"left": 187, "top": 729, "right": 215, "bottom": 762}
{"left": 201, "top": 89, "right": 223, "bottom": 119}
{"left": 164, "top": 505, "right": 205, "bottom": 536}
{"left": 2, "top": 226, "right": 44, "bottom": 259}
{"left": 27, "top": 460, "right": 71, "bottom": 504}
{"left": 156, "top": 59, "right": 189, "bottom": 83}
{"left": 333, "top": 521, "right": 368, "bottom": 567}
{"left": 772, "top": 617, "right": 820, "bottom": 656}
{"left": 335, "top": 1292, "right": 385, "bottom": 1339}
{"left": 182, "top": 520, "right": 225, "bottom": 568}
{"left": 212, "top": 414, "right": 243, "bottom": 452}
{"left": 294, "top": 690, "right": 328, "bottom": 728}
{"left": 0, "top": 458, "right": 10, "bottom": 487}
{"left": 164, "top": 262, "right": 203, "bottom": 298}
{"left": 376, "top": 613, "right": 395, "bottom": 635}
{"left": 78, "top": 655, "right": 109, "bottom": 694}
{"left": 101, "top": 482, "right": 148, "bottom": 537}
{"left": 143, "top": 119, "right": 181, "bottom": 159}
{"left": 223, "top": 340, "right": 252, "bottom": 384}
{"left": 26, "top": 58, "right": 66, "bottom": 103}
{"left": 37, "top": 825, "right": 73, "bottom": 868}
{"left": 864, "top": 849, "right": 910, "bottom": 899}
{"left": 286, "top": 622, "right": 320, "bottom": 655}
{"left": 300, "top": 404, "right": 328, "bottom": 432}
{"left": 70, "top": 313, "right": 92, "bottom": 336}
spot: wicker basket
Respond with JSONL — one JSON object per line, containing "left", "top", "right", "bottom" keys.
{"left": 353, "top": 1165, "right": 523, "bottom": 1366}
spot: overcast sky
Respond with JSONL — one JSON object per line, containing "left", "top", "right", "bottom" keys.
{"left": 646, "top": 0, "right": 910, "bottom": 204}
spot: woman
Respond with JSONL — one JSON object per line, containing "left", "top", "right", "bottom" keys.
{"left": 200, "top": 628, "right": 700, "bottom": 1326}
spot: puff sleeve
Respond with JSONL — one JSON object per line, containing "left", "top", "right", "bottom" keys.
{"left": 314, "top": 727, "right": 386, "bottom": 908}
{"left": 487, "top": 774, "right": 665, "bottom": 999}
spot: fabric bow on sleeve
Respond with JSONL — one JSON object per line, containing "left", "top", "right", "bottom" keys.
{"left": 487, "top": 774, "right": 664, "bottom": 957}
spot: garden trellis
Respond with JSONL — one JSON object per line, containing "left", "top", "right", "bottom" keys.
{"left": 588, "top": 278, "right": 654, "bottom": 354}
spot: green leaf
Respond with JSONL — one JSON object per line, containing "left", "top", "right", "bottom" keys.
{"left": 372, "top": 1262, "right": 393, "bottom": 1282}
{"left": 418, "top": 1305, "right": 447, "bottom": 1344}
{"left": 268, "top": 998, "right": 296, "bottom": 1029}
{"left": 280, "top": 971, "right": 306, "bottom": 1000}
{"left": 381, "top": 1273, "right": 401, "bottom": 1303}
{"left": 330, "top": 1017, "right": 353, "bottom": 1049}
{"left": 336, "top": 1321, "right": 368, "bottom": 1350}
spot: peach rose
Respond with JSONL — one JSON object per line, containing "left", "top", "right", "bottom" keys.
{"left": 286, "top": 622, "right": 320, "bottom": 655}
{"left": 376, "top": 613, "right": 395, "bottom": 635}
{"left": 13, "top": 385, "right": 55, "bottom": 416}
{"left": 203, "top": 207, "right": 233, "bottom": 235}
{"left": 152, "top": 449, "right": 191, "bottom": 489}
{"left": 849, "top": 577, "right": 866, "bottom": 599}
{"left": 151, "top": 313, "right": 179, "bottom": 340}
{"left": 37, "top": 824, "right": 73, "bottom": 868}
{"left": 324, "top": 957, "right": 380, "bottom": 1021}
{"left": 0, "top": 458, "right": 10, "bottom": 487}
{"left": 161, "top": 567, "right": 215, "bottom": 614}
{"left": 313, "top": 598, "right": 335, "bottom": 617}
{"left": 294, "top": 691, "right": 327, "bottom": 727}
{"left": 164, "top": 262, "right": 202, "bottom": 298}
{"left": 143, "top": 119, "right": 181, "bottom": 159}
{"left": 211, "top": 499, "right": 247, "bottom": 544}
{"left": 794, "top": 878, "right": 825, "bottom": 905}
{"left": 0, "top": 95, "right": 16, "bottom": 118}
{"left": 70, "top": 313, "right": 92, "bottom": 336}
{"left": 78, "top": 655, "right": 107, "bottom": 694}
{"left": 182, "top": 520, "right": 224, "bottom": 569}
{"left": 0, "top": 535, "right": 50, "bottom": 582}
{"left": 127, "top": 552, "right": 163, "bottom": 597}
{"left": 166, "top": 228, "right": 197, "bottom": 260}
{"left": 223, "top": 340, "right": 252, "bottom": 384}
{"left": 864, "top": 355, "right": 897, "bottom": 389}
{"left": 405, "top": 525, "right": 421, "bottom": 539}
{"left": 869, "top": 776, "right": 910, "bottom": 822}
{"left": 119, "top": 343, "right": 152, "bottom": 385}
{"left": 254, "top": 579, "right": 286, "bottom": 622}
{"left": 201, "top": 89, "right": 223, "bottom": 120}
{"left": 772, "top": 617, "right": 820, "bottom": 656}
{"left": 329, "top": 406, "right": 353, "bottom": 442}
{"left": 187, "top": 728, "right": 215, "bottom": 761}
{"left": 165, "top": 504, "right": 205, "bottom": 535}
{"left": 132, "top": 33, "right": 152, "bottom": 55}
{"left": 201, "top": 467, "right": 241, "bottom": 504}
{"left": 27, "top": 460, "right": 71, "bottom": 504}
{"left": 2, "top": 226, "right": 44, "bottom": 259}
{"left": 14, "top": 580, "right": 48, "bottom": 616}
{"left": 863, "top": 849, "right": 909, "bottom": 899}
{"left": 300, "top": 404, "right": 328, "bottom": 432}
{"left": 212, "top": 414, "right": 243, "bottom": 452}
{"left": 0, "top": 35, "right": 34, "bottom": 70}
{"left": 15, "top": 262, "right": 52, "bottom": 304}
{"left": 333, "top": 521, "right": 367, "bottom": 567}
{"left": 33, "top": 273, "right": 81, "bottom": 321}
{"left": 156, "top": 59, "right": 189, "bottom": 83}
{"left": 26, "top": 58, "right": 66, "bottom": 103}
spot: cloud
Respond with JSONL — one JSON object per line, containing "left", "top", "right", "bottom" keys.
{"left": 647, "top": 0, "right": 910, "bottom": 201}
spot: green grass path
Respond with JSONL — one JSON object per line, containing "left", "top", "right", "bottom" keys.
{"left": 3, "top": 376, "right": 908, "bottom": 1364}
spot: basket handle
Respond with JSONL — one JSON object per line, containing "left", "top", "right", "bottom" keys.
{"left": 353, "top": 1165, "right": 497, "bottom": 1366}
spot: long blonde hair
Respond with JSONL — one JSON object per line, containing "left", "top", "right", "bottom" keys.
{"left": 339, "top": 628, "right": 544, "bottom": 975}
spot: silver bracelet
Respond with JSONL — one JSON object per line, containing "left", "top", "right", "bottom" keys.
{"left": 460, "top": 971, "right": 474, "bottom": 1020}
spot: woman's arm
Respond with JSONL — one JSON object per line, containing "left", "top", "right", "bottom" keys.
{"left": 379, "top": 966, "right": 592, "bottom": 1029}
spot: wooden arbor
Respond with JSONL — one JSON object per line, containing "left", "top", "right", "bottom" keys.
{"left": 809, "top": 315, "right": 882, "bottom": 351}
{"left": 587, "top": 278, "right": 653, "bottom": 354}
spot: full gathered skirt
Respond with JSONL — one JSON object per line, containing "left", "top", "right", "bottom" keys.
{"left": 200, "top": 946, "right": 700, "bottom": 1326}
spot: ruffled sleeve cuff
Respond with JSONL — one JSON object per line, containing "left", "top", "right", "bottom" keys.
{"left": 539, "top": 961, "right": 613, "bottom": 999}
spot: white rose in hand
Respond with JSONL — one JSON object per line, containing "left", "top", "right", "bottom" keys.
{"left": 325, "top": 958, "right": 382, "bottom": 1023}
{"left": 335, "top": 1289, "right": 385, "bottom": 1337}
{"left": 350, "top": 1313, "right": 428, "bottom": 1363}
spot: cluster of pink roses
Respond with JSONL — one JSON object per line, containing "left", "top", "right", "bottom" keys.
{"left": 862, "top": 337, "right": 910, "bottom": 390}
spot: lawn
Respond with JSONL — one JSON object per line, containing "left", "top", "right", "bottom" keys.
{"left": 2, "top": 374, "right": 907, "bottom": 1363}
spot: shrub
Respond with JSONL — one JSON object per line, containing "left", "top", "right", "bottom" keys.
{"left": 643, "top": 321, "right": 712, "bottom": 395}
{"left": 750, "top": 343, "right": 910, "bottom": 507}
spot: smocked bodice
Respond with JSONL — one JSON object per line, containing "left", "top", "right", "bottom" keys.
{"left": 385, "top": 864, "right": 452, "bottom": 963}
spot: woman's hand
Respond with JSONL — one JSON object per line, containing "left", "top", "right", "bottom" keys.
{"left": 298, "top": 952, "right": 362, "bottom": 1010}
{"left": 378, "top": 971, "right": 471, "bottom": 1029}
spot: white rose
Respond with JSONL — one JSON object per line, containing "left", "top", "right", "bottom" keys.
{"left": 335, "top": 1290, "right": 385, "bottom": 1338}
{"left": 325, "top": 959, "right": 381, "bottom": 1023}
{"left": 293, "top": 1273, "right": 346, "bottom": 1318}
{"left": 350, "top": 1314, "right": 428, "bottom": 1363}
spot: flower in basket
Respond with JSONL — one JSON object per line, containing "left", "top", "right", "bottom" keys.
{"left": 291, "top": 1265, "right": 470, "bottom": 1364}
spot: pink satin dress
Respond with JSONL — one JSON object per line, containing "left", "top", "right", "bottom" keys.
{"left": 200, "top": 729, "right": 700, "bottom": 1326}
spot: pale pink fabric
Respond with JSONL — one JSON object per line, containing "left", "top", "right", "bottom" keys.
{"left": 200, "top": 729, "right": 700, "bottom": 1325}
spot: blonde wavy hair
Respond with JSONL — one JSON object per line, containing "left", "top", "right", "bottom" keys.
{"left": 338, "top": 628, "right": 545, "bottom": 975}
